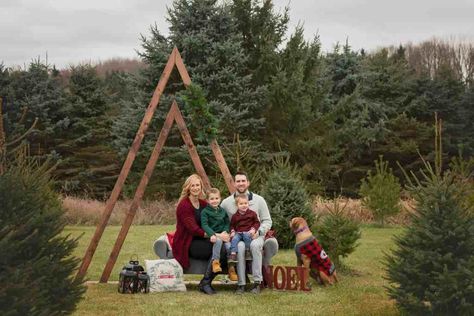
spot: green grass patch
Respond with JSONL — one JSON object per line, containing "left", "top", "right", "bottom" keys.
{"left": 66, "top": 226, "right": 402, "bottom": 316}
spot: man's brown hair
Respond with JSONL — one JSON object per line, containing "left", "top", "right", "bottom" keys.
{"left": 234, "top": 170, "right": 248, "bottom": 180}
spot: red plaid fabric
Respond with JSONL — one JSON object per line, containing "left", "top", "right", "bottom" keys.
{"left": 299, "top": 238, "right": 335, "bottom": 276}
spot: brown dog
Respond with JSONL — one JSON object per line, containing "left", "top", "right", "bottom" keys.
{"left": 290, "top": 217, "right": 338, "bottom": 286}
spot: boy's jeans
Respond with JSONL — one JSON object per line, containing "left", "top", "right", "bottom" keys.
{"left": 212, "top": 237, "right": 231, "bottom": 260}
{"left": 230, "top": 232, "right": 252, "bottom": 254}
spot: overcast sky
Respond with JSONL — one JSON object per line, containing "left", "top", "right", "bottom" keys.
{"left": 1, "top": 0, "right": 473, "bottom": 69}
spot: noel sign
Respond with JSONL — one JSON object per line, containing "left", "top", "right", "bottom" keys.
{"left": 262, "top": 265, "right": 311, "bottom": 291}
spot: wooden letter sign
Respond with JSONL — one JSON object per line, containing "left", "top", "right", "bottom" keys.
{"left": 263, "top": 265, "right": 311, "bottom": 291}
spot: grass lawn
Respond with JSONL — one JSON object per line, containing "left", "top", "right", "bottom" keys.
{"left": 66, "top": 225, "right": 402, "bottom": 316}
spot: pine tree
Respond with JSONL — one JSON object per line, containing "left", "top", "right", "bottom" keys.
{"left": 357, "top": 47, "right": 432, "bottom": 167}
{"left": 325, "top": 89, "right": 389, "bottom": 195}
{"left": 411, "top": 67, "right": 466, "bottom": 157}
{"left": 456, "top": 86, "right": 474, "bottom": 156}
{"left": 386, "top": 168, "right": 474, "bottom": 315}
{"left": 386, "top": 121, "right": 474, "bottom": 315}
{"left": 55, "top": 65, "right": 119, "bottom": 198}
{"left": 449, "top": 154, "right": 474, "bottom": 213}
{"left": 360, "top": 156, "right": 401, "bottom": 226}
{"left": 0, "top": 64, "right": 10, "bottom": 98}
{"left": 320, "top": 42, "right": 392, "bottom": 195}
{"left": 261, "top": 160, "right": 315, "bottom": 249}
{"left": 166, "top": 0, "right": 266, "bottom": 139}
{"left": 0, "top": 161, "right": 85, "bottom": 315}
{"left": 231, "top": 0, "right": 289, "bottom": 84}
{"left": 371, "top": 113, "right": 433, "bottom": 181}
{"left": 4, "top": 60, "right": 66, "bottom": 157}
{"left": 264, "top": 26, "right": 331, "bottom": 193}
{"left": 359, "top": 47, "right": 420, "bottom": 116}
{"left": 325, "top": 41, "right": 362, "bottom": 100}
{"left": 316, "top": 198, "right": 361, "bottom": 269}
{"left": 112, "top": 0, "right": 266, "bottom": 197}
{"left": 265, "top": 26, "right": 325, "bottom": 145}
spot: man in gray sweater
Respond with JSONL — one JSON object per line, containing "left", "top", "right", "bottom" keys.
{"left": 220, "top": 171, "right": 278, "bottom": 294}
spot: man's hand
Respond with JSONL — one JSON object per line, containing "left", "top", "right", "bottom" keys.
{"left": 217, "top": 231, "right": 230, "bottom": 243}
{"left": 210, "top": 235, "right": 217, "bottom": 243}
{"left": 249, "top": 228, "right": 258, "bottom": 240}
{"left": 230, "top": 231, "right": 235, "bottom": 239}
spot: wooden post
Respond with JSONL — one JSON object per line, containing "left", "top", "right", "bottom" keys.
{"left": 175, "top": 49, "right": 191, "bottom": 86}
{"left": 210, "top": 139, "right": 234, "bottom": 194}
{"left": 172, "top": 102, "right": 212, "bottom": 191}
{"left": 99, "top": 101, "right": 214, "bottom": 282}
{"left": 99, "top": 100, "right": 177, "bottom": 282}
{"left": 76, "top": 48, "right": 177, "bottom": 281}
{"left": 77, "top": 47, "right": 235, "bottom": 282}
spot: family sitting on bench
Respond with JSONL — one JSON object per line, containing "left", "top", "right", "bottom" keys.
{"left": 153, "top": 171, "right": 279, "bottom": 295}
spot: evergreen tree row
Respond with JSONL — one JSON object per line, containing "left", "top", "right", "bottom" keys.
{"left": 1, "top": 0, "right": 473, "bottom": 198}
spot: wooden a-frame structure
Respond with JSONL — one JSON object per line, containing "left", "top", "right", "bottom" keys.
{"left": 76, "top": 47, "right": 234, "bottom": 283}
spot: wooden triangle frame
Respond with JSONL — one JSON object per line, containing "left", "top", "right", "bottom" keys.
{"left": 76, "top": 47, "right": 234, "bottom": 282}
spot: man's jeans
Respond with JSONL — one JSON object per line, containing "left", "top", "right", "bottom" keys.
{"left": 230, "top": 232, "right": 252, "bottom": 254}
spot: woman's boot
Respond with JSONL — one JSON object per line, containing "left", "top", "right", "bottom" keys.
{"left": 198, "top": 259, "right": 217, "bottom": 295}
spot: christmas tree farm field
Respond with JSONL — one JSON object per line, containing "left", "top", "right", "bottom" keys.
{"left": 65, "top": 225, "right": 402, "bottom": 316}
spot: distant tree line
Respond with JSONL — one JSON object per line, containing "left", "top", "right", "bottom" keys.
{"left": 1, "top": 0, "right": 473, "bottom": 199}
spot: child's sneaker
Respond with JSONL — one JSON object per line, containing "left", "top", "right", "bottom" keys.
{"left": 212, "top": 259, "right": 222, "bottom": 273}
{"left": 228, "top": 265, "right": 238, "bottom": 282}
{"left": 228, "top": 253, "right": 237, "bottom": 263}
{"left": 245, "top": 249, "right": 252, "bottom": 261}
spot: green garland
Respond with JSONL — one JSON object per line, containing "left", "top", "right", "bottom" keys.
{"left": 180, "top": 84, "right": 218, "bottom": 144}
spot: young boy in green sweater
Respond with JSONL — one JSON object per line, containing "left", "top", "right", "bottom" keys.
{"left": 201, "top": 188, "right": 238, "bottom": 280}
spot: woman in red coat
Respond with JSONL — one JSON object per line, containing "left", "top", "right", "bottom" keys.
{"left": 173, "top": 174, "right": 229, "bottom": 295}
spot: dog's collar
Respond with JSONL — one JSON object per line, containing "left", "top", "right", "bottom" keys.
{"left": 293, "top": 225, "right": 309, "bottom": 235}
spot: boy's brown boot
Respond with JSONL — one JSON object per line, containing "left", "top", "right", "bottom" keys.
{"left": 228, "top": 265, "right": 238, "bottom": 281}
{"left": 212, "top": 259, "right": 222, "bottom": 273}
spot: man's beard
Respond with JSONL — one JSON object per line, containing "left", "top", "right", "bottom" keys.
{"left": 236, "top": 187, "right": 247, "bottom": 194}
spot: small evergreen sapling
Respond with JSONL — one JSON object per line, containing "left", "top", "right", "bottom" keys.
{"left": 386, "top": 164, "right": 474, "bottom": 315}
{"left": 360, "top": 155, "right": 401, "bottom": 226}
{"left": 261, "top": 162, "right": 315, "bottom": 249}
{"left": 386, "top": 118, "right": 474, "bottom": 315}
{"left": 316, "top": 198, "right": 361, "bottom": 269}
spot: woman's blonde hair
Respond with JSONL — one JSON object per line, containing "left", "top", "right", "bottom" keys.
{"left": 178, "top": 174, "right": 206, "bottom": 202}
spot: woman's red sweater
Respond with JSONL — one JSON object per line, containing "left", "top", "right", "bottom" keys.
{"left": 173, "top": 197, "right": 207, "bottom": 268}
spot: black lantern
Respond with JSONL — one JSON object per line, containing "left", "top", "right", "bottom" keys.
{"left": 118, "top": 256, "right": 150, "bottom": 294}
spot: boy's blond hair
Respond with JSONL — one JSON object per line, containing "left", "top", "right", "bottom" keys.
{"left": 234, "top": 193, "right": 248, "bottom": 205}
{"left": 207, "top": 188, "right": 221, "bottom": 199}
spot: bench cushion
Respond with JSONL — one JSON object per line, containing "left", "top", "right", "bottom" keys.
{"left": 153, "top": 235, "right": 279, "bottom": 274}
